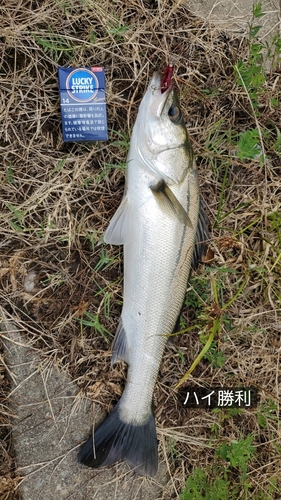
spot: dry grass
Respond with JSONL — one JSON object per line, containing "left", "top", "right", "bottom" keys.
{"left": 0, "top": 0, "right": 281, "bottom": 498}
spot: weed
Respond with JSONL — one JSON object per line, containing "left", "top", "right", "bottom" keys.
{"left": 5, "top": 203, "right": 24, "bottom": 224}
{"left": 95, "top": 161, "right": 126, "bottom": 183}
{"left": 94, "top": 247, "right": 118, "bottom": 272}
{"left": 201, "top": 339, "right": 226, "bottom": 368}
{"left": 185, "top": 274, "right": 211, "bottom": 311}
{"left": 253, "top": 478, "right": 278, "bottom": 500}
{"left": 4, "top": 202, "right": 25, "bottom": 232}
{"left": 257, "top": 399, "right": 279, "bottom": 428}
{"left": 211, "top": 407, "right": 242, "bottom": 433}
{"left": 33, "top": 28, "right": 76, "bottom": 62}
{"left": 41, "top": 273, "right": 64, "bottom": 288}
{"left": 180, "top": 436, "right": 256, "bottom": 499}
{"left": 179, "top": 316, "right": 187, "bottom": 330}
{"left": 84, "top": 230, "right": 98, "bottom": 251}
{"left": 177, "top": 270, "right": 247, "bottom": 387}
{"left": 177, "top": 349, "right": 186, "bottom": 365}
{"left": 110, "top": 129, "right": 130, "bottom": 152}
{"left": 102, "top": 291, "right": 112, "bottom": 319}
{"left": 49, "top": 159, "right": 66, "bottom": 176}
{"left": 167, "top": 437, "right": 180, "bottom": 461}
{"left": 5, "top": 165, "right": 17, "bottom": 185}
{"left": 268, "top": 211, "right": 281, "bottom": 246}
{"left": 180, "top": 467, "right": 230, "bottom": 500}
{"left": 204, "top": 119, "right": 232, "bottom": 157}
{"left": 236, "top": 128, "right": 261, "bottom": 160}
{"left": 216, "top": 435, "right": 255, "bottom": 469}
{"left": 54, "top": 0, "right": 72, "bottom": 15}
{"left": 273, "top": 126, "right": 281, "bottom": 154}
{"left": 233, "top": 2, "right": 281, "bottom": 162}
{"left": 235, "top": 3, "right": 266, "bottom": 110}
{"left": 108, "top": 21, "right": 129, "bottom": 41}
{"left": 79, "top": 311, "right": 113, "bottom": 343}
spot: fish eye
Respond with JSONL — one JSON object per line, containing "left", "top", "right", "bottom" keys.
{"left": 168, "top": 106, "right": 181, "bottom": 122}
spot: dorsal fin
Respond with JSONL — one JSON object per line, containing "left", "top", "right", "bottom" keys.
{"left": 192, "top": 196, "right": 210, "bottom": 270}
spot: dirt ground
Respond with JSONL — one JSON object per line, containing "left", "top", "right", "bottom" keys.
{"left": 0, "top": 0, "right": 281, "bottom": 499}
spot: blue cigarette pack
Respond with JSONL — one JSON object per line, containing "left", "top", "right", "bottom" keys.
{"left": 58, "top": 66, "right": 108, "bottom": 142}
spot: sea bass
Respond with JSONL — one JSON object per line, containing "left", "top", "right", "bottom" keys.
{"left": 78, "top": 70, "right": 208, "bottom": 476}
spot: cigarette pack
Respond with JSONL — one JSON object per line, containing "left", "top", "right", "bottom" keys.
{"left": 58, "top": 66, "right": 108, "bottom": 142}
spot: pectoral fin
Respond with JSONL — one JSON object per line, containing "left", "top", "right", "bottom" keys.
{"left": 150, "top": 180, "right": 193, "bottom": 228}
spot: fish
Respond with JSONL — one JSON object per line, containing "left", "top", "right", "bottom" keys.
{"left": 78, "top": 69, "right": 208, "bottom": 476}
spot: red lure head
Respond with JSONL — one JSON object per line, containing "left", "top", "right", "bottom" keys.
{"left": 160, "top": 62, "right": 174, "bottom": 93}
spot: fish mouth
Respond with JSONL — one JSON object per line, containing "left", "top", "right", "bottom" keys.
{"left": 149, "top": 73, "right": 173, "bottom": 118}
{"left": 150, "top": 72, "right": 173, "bottom": 95}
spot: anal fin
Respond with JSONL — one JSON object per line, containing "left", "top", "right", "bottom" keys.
{"left": 111, "top": 319, "right": 130, "bottom": 366}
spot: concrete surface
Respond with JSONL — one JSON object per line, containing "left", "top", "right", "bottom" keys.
{"left": 1, "top": 318, "right": 168, "bottom": 500}
{"left": 188, "top": 0, "right": 281, "bottom": 43}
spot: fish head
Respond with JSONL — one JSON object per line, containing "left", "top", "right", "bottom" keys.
{"left": 133, "top": 73, "right": 193, "bottom": 183}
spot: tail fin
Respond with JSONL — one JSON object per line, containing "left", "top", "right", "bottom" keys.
{"left": 78, "top": 402, "right": 158, "bottom": 476}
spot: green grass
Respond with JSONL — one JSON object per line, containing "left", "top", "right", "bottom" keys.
{"left": 178, "top": 4, "right": 281, "bottom": 497}
{"left": 33, "top": 29, "right": 77, "bottom": 62}
{"left": 180, "top": 436, "right": 256, "bottom": 500}
{"left": 79, "top": 311, "right": 113, "bottom": 343}
{"left": 177, "top": 267, "right": 248, "bottom": 385}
